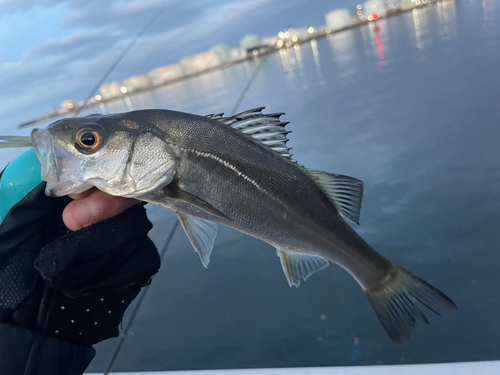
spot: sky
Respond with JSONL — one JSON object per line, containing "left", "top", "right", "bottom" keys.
{"left": 0, "top": 0, "right": 362, "bottom": 128}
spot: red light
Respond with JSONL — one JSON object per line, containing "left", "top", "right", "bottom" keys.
{"left": 372, "top": 14, "right": 378, "bottom": 20}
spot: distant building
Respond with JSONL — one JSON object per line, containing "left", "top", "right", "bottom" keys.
{"left": 204, "top": 51, "right": 221, "bottom": 69}
{"left": 149, "top": 64, "right": 184, "bottom": 85}
{"left": 363, "top": 0, "right": 388, "bottom": 17}
{"left": 240, "top": 35, "right": 261, "bottom": 52}
{"left": 230, "top": 48, "right": 247, "bottom": 62}
{"left": 122, "top": 74, "right": 152, "bottom": 93}
{"left": 210, "top": 45, "right": 232, "bottom": 64}
{"left": 180, "top": 47, "right": 232, "bottom": 76}
{"left": 399, "top": 0, "right": 417, "bottom": 10}
{"left": 180, "top": 54, "right": 209, "bottom": 76}
{"left": 61, "top": 100, "right": 78, "bottom": 110}
{"left": 325, "top": 9, "right": 353, "bottom": 31}
{"left": 286, "top": 28, "right": 313, "bottom": 40}
{"left": 204, "top": 47, "right": 230, "bottom": 69}
{"left": 100, "top": 82, "right": 122, "bottom": 98}
{"left": 262, "top": 35, "right": 279, "bottom": 47}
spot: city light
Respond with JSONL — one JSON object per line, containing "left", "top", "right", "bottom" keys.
{"left": 285, "top": 41, "right": 292, "bottom": 47}
{"left": 276, "top": 39, "right": 284, "bottom": 48}
{"left": 95, "top": 95, "right": 102, "bottom": 101}
{"left": 308, "top": 27, "right": 314, "bottom": 34}
{"left": 120, "top": 86, "right": 128, "bottom": 94}
{"left": 357, "top": 10, "right": 363, "bottom": 15}
{"left": 292, "top": 35, "right": 298, "bottom": 42}
{"left": 252, "top": 49, "right": 259, "bottom": 56}
{"left": 356, "top": 4, "right": 363, "bottom": 9}
{"left": 325, "top": 28, "right": 331, "bottom": 34}
{"left": 372, "top": 14, "right": 379, "bottom": 20}
{"left": 367, "top": 15, "right": 373, "bottom": 21}
{"left": 278, "top": 31, "right": 284, "bottom": 39}
{"left": 284, "top": 31, "right": 290, "bottom": 38}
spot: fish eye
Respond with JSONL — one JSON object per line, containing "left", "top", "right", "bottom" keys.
{"left": 75, "top": 127, "right": 104, "bottom": 153}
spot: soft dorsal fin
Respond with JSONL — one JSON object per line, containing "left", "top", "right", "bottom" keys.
{"left": 206, "top": 107, "right": 294, "bottom": 161}
{"left": 277, "top": 249, "right": 329, "bottom": 288}
{"left": 305, "top": 169, "right": 364, "bottom": 225}
{"left": 176, "top": 212, "right": 218, "bottom": 268}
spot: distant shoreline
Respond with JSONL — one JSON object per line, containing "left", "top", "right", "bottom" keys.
{"left": 18, "top": 0, "right": 443, "bottom": 129}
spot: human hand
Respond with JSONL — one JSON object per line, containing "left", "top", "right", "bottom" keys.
{"left": 63, "top": 188, "right": 141, "bottom": 231}
{"left": 0, "top": 149, "right": 160, "bottom": 346}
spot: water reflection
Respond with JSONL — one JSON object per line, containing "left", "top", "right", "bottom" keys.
{"left": 373, "top": 23, "right": 386, "bottom": 66}
{"left": 279, "top": 48, "right": 296, "bottom": 80}
{"left": 407, "top": 7, "right": 432, "bottom": 52}
{"left": 436, "top": 0, "right": 458, "bottom": 41}
{"left": 98, "top": 103, "right": 107, "bottom": 114}
{"left": 481, "top": 0, "right": 498, "bottom": 54}
{"left": 124, "top": 95, "right": 134, "bottom": 111}
{"left": 360, "top": 21, "right": 391, "bottom": 66}
{"left": 309, "top": 39, "right": 325, "bottom": 84}
{"left": 482, "top": 0, "right": 496, "bottom": 20}
{"left": 326, "top": 30, "right": 357, "bottom": 77}
{"left": 293, "top": 44, "right": 304, "bottom": 74}
{"left": 195, "top": 68, "right": 226, "bottom": 93}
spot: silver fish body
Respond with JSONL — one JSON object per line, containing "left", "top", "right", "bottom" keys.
{"left": 138, "top": 113, "right": 386, "bottom": 285}
{"left": 28, "top": 108, "right": 456, "bottom": 342}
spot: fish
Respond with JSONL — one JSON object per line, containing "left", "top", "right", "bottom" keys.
{"left": 0, "top": 107, "right": 457, "bottom": 342}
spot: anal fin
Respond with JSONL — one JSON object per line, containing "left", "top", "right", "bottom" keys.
{"left": 176, "top": 212, "right": 218, "bottom": 268}
{"left": 277, "top": 249, "right": 329, "bottom": 288}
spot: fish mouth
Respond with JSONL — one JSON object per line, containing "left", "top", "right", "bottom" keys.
{"left": 31, "top": 128, "right": 92, "bottom": 197}
{"left": 31, "top": 128, "right": 59, "bottom": 194}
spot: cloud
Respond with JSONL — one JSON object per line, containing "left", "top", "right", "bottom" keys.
{"left": 0, "top": 0, "right": 59, "bottom": 14}
{"left": 26, "top": 29, "right": 123, "bottom": 62}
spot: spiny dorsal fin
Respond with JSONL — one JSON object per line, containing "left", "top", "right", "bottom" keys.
{"left": 305, "top": 169, "right": 364, "bottom": 225}
{"left": 277, "top": 249, "right": 329, "bottom": 288}
{"left": 176, "top": 212, "right": 218, "bottom": 268}
{"left": 206, "top": 107, "right": 294, "bottom": 161}
{"left": 205, "top": 113, "right": 225, "bottom": 120}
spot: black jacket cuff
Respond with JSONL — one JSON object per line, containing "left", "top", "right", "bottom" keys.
{"left": 0, "top": 322, "right": 95, "bottom": 375}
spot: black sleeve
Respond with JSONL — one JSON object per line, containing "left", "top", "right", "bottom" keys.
{"left": 0, "top": 322, "right": 95, "bottom": 375}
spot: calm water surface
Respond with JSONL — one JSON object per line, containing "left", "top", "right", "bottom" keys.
{"left": 38, "top": 0, "right": 500, "bottom": 371}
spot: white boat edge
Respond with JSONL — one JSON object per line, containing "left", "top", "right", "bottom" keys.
{"left": 87, "top": 360, "right": 500, "bottom": 375}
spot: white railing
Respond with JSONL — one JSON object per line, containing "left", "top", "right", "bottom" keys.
{"left": 88, "top": 360, "right": 500, "bottom": 375}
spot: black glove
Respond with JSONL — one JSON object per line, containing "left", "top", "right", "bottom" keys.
{"left": 0, "top": 182, "right": 161, "bottom": 346}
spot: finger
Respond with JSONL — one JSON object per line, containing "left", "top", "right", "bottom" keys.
{"left": 63, "top": 189, "right": 141, "bottom": 231}
{"left": 68, "top": 187, "right": 98, "bottom": 201}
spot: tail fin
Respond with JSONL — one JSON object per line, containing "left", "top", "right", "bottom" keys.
{"left": 366, "top": 264, "right": 457, "bottom": 343}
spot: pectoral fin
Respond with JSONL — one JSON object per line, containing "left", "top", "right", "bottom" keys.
{"left": 164, "top": 184, "right": 227, "bottom": 219}
{"left": 176, "top": 212, "right": 218, "bottom": 268}
{"left": 277, "top": 249, "right": 329, "bottom": 288}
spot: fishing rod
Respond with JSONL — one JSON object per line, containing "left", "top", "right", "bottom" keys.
{"left": 230, "top": 54, "right": 268, "bottom": 116}
{"left": 104, "top": 220, "right": 179, "bottom": 375}
{"left": 75, "top": 10, "right": 165, "bottom": 117}
{"left": 230, "top": 25, "right": 292, "bottom": 115}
